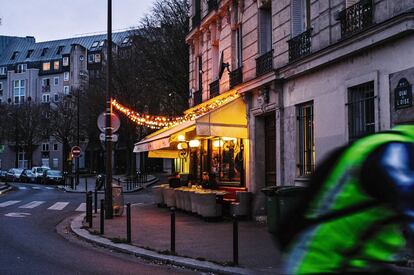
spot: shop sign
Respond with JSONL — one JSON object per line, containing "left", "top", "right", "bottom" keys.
{"left": 395, "top": 78, "right": 412, "bottom": 110}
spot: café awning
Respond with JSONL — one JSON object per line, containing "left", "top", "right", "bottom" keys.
{"left": 134, "top": 94, "right": 247, "bottom": 153}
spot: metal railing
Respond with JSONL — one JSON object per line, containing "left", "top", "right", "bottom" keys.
{"left": 337, "top": 0, "right": 373, "bottom": 38}
{"left": 256, "top": 50, "right": 273, "bottom": 76}
{"left": 193, "top": 89, "right": 202, "bottom": 105}
{"left": 229, "top": 67, "right": 243, "bottom": 89}
{"left": 209, "top": 79, "right": 219, "bottom": 98}
{"left": 288, "top": 29, "right": 312, "bottom": 62}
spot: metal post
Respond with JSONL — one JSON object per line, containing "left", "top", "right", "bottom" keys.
{"left": 171, "top": 207, "right": 176, "bottom": 254}
{"left": 100, "top": 199, "right": 105, "bottom": 234}
{"left": 76, "top": 87, "right": 80, "bottom": 188}
{"left": 88, "top": 191, "right": 93, "bottom": 228}
{"left": 94, "top": 189, "right": 98, "bottom": 214}
{"left": 85, "top": 177, "right": 88, "bottom": 193}
{"left": 126, "top": 203, "right": 131, "bottom": 243}
{"left": 233, "top": 215, "right": 239, "bottom": 265}
{"left": 105, "top": 0, "right": 114, "bottom": 219}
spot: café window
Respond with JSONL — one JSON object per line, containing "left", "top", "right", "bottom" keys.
{"left": 210, "top": 137, "right": 244, "bottom": 186}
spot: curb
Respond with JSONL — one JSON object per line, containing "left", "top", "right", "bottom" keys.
{"left": 58, "top": 178, "right": 159, "bottom": 194}
{"left": 70, "top": 213, "right": 255, "bottom": 275}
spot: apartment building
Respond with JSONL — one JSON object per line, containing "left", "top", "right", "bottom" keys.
{"left": 185, "top": 0, "right": 414, "bottom": 218}
{"left": 0, "top": 32, "right": 130, "bottom": 171}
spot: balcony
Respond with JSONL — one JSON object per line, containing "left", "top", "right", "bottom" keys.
{"left": 193, "top": 89, "right": 202, "bottom": 105}
{"left": 208, "top": 0, "right": 218, "bottom": 13}
{"left": 256, "top": 50, "right": 273, "bottom": 77}
{"left": 288, "top": 29, "right": 312, "bottom": 62}
{"left": 209, "top": 79, "right": 220, "bottom": 98}
{"left": 229, "top": 67, "right": 243, "bottom": 89}
{"left": 42, "top": 85, "right": 50, "bottom": 93}
{"left": 337, "top": 0, "right": 373, "bottom": 38}
{"left": 191, "top": 12, "right": 201, "bottom": 29}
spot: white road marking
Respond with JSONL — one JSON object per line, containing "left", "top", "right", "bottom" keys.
{"left": 48, "top": 202, "right": 69, "bottom": 210}
{"left": 0, "top": 200, "right": 21, "bottom": 207}
{"left": 18, "top": 187, "right": 28, "bottom": 190}
{"left": 19, "top": 201, "right": 45, "bottom": 209}
{"left": 75, "top": 203, "right": 86, "bottom": 212}
{"left": 45, "top": 187, "right": 54, "bottom": 190}
{"left": 5, "top": 212, "right": 31, "bottom": 218}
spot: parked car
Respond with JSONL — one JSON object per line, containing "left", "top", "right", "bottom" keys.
{"left": 31, "top": 166, "right": 50, "bottom": 183}
{"left": 20, "top": 169, "right": 36, "bottom": 183}
{"left": 0, "top": 169, "right": 7, "bottom": 181}
{"left": 42, "top": 170, "right": 64, "bottom": 185}
{"left": 5, "top": 168, "right": 24, "bottom": 182}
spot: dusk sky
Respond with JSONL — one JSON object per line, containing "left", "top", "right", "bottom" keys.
{"left": 0, "top": 0, "right": 155, "bottom": 42}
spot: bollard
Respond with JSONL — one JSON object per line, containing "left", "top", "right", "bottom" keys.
{"left": 85, "top": 177, "right": 88, "bottom": 193}
{"left": 170, "top": 207, "right": 176, "bottom": 254}
{"left": 88, "top": 191, "right": 93, "bottom": 228}
{"left": 94, "top": 189, "right": 98, "bottom": 214}
{"left": 85, "top": 191, "right": 90, "bottom": 224}
{"left": 100, "top": 199, "right": 105, "bottom": 234}
{"left": 126, "top": 203, "right": 131, "bottom": 243}
{"left": 233, "top": 215, "right": 239, "bottom": 265}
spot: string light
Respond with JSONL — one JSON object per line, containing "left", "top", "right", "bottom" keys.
{"left": 111, "top": 91, "right": 240, "bottom": 129}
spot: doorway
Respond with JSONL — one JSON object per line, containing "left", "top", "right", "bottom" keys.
{"left": 264, "top": 113, "right": 276, "bottom": 186}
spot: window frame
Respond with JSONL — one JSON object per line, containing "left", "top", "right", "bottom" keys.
{"left": 296, "top": 101, "right": 315, "bottom": 177}
{"left": 0, "top": 67, "right": 6, "bottom": 75}
{"left": 63, "top": 85, "right": 70, "bottom": 95}
{"left": 64, "top": 72, "right": 70, "bottom": 81}
{"left": 62, "top": 56, "right": 69, "bottom": 66}
{"left": 13, "top": 79, "right": 26, "bottom": 104}
{"left": 54, "top": 77, "right": 59, "bottom": 86}
{"left": 42, "top": 62, "right": 51, "bottom": 71}
{"left": 42, "top": 94, "right": 50, "bottom": 103}
{"left": 53, "top": 60, "right": 60, "bottom": 71}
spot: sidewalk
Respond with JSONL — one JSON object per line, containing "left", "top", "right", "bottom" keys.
{"left": 59, "top": 175, "right": 159, "bottom": 193}
{"left": 72, "top": 200, "right": 283, "bottom": 274}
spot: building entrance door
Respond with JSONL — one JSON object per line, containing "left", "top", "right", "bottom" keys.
{"left": 264, "top": 112, "right": 276, "bottom": 186}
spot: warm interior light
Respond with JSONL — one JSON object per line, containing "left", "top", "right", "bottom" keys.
{"left": 222, "top": 137, "right": 237, "bottom": 142}
{"left": 177, "top": 143, "right": 183, "bottom": 150}
{"left": 213, "top": 140, "right": 223, "bottom": 148}
{"left": 177, "top": 135, "right": 186, "bottom": 142}
{"left": 177, "top": 142, "right": 188, "bottom": 150}
{"left": 189, "top": 139, "right": 200, "bottom": 148}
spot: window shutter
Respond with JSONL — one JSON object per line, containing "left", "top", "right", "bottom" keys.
{"left": 259, "top": 8, "right": 272, "bottom": 54}
{"left": 291, "top": 0, "right": 304, "bottom": 37}
{"left": 346, "top": 0, "right": 358, "bottom": 8}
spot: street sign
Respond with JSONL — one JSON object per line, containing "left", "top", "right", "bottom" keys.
{"left": 99, "top": 133, "right": 118, "bottom": 142}
{"left": 97, "top": 112, "right": 121, "bottom": 133}
{"left": 71, "top": 146, "right": 82, "bottom": 158}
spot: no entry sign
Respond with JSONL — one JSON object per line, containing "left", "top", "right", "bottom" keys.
{"left": 71, "top": 146, "right": 82, "bottom": 158}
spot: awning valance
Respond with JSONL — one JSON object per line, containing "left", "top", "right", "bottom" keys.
{"left": 148, "top": 150, "right": 180, "bottom": 159}
{"left": 134, "top": 96, "right": 247, "bottom": 153}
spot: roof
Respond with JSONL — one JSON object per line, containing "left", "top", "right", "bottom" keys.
{"left": 0, "top": 31, "right": 133, "bottom": 66}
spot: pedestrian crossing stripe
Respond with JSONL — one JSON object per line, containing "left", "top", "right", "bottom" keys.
{"left": 0, "top": 200, "right": 21, "bottom": 207}
{"left": 45, "top": 187, "right": 54, "bottom": 190}
{"left": 75, "top": 203, "right": 86, "bottom": 212}
{"left": 19, "top": 201, "right": 45, "bottom": 209}
{"left": 18, "top": 187, "right": 27, "bottom": 190}
{"left": 48, "top": 202, "right": 69, "bottom": 210}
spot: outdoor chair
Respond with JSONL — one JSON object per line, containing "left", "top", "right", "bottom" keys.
{"left": 198, "top": 193, "right": 222, "bottom": 218}
{"left": 163, "top": 187, "right": 176, "bottom": 208}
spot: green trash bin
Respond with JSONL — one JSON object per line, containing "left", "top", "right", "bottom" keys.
{"left": 275, "top": 186, "right": 308, "bottom": 226}
{"left": 262, "top": 186, "right": 308, "bottom": 233}
{"left": 261, "top": 186, "right": 280, "bottom": 233}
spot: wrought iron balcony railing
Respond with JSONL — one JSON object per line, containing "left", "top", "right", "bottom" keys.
{"left": 42, "top": 85, "right": 50, "bottom": 93}
{"left": 209, "top": 79, "right": 220, "bottom": 98}
{"left": 288, "top": 29, "right": 312, "bottom": 62}
{"left": 229, "top": 67, "right": 243, "bottom": 89}
{"left": 337, "top": 0, "right": 373, "bottom": 38}
{"left": 208, "top": 0, "right": 218, "bottom": 13}
{"left": 193, "top": 89, "right": 202, "bottom": 105}
{"left": 256, "top": 50, "right": 273, "bottom": 77}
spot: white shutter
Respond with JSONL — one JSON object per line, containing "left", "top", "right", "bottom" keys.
{"left": 291, "top": 0, "right": 304, "bottom": 37}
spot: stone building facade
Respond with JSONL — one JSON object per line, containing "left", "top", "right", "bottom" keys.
{"left": 187, "top": 0, "right": 414, "bottom": 218}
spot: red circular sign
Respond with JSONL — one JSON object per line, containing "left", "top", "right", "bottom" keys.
{"left": 71, "top": 146, "right": 82, "bottom": 158}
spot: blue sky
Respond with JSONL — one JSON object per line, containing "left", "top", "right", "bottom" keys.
{"left": 0, "top": 0, "right": 155, "bottom": 42}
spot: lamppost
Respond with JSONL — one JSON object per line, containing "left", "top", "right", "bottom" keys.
{"left": 105, "top": 0, "right": 114, "bottom": 219}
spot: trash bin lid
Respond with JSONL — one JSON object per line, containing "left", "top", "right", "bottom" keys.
{"left": 275, "top": 186, "right": 308, "bottom": 196}
{"left": 261, "top": 186, "right": 283, "bottom": 196}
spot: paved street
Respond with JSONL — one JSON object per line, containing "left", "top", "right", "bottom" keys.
{"left": 0, "top": 182, "right": 201, "bottom": 275}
